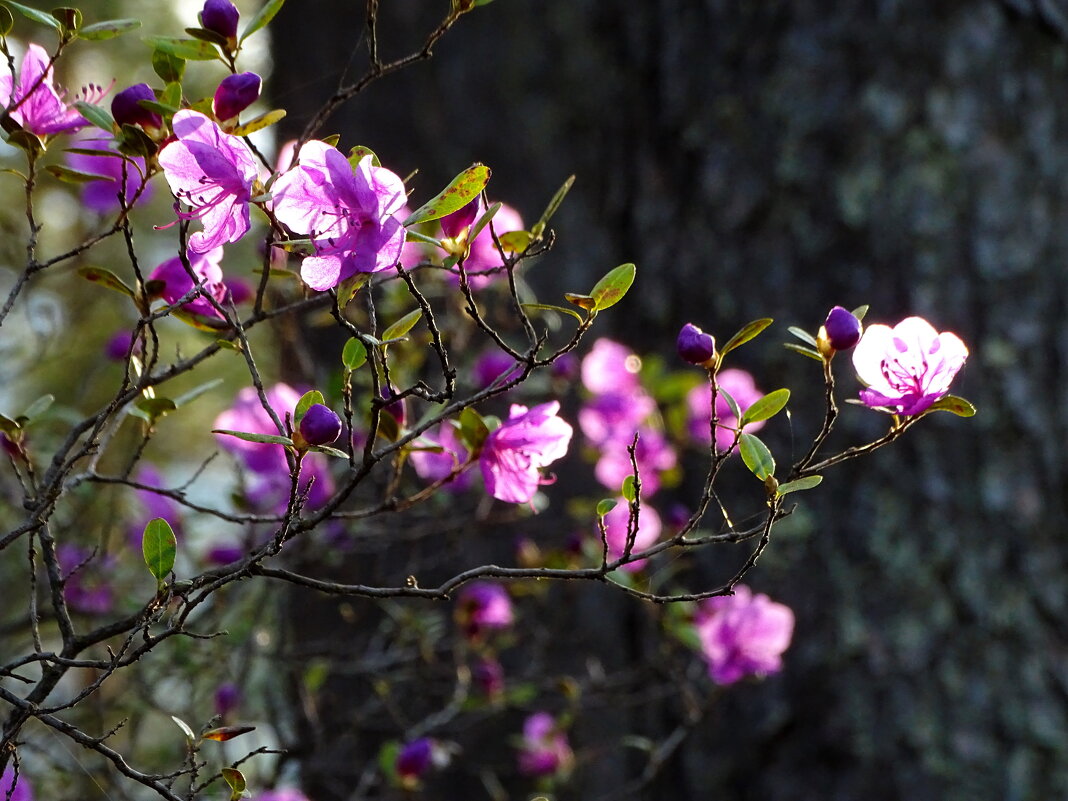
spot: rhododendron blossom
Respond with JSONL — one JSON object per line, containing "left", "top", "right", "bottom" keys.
{"left": 601, "top": 500, "right": 662, "bottom": 571}
{"left": 271, "top": 141, "right": 406, "bottom": 290}
{"left": 409, "top": 422, "right": 472, "bottom": 492}
{"left": 0, "top": 43, "right": 104, "bottom": 137}
{"left": 455, "top": 582, "right": 514, "bottom": 638}
{"left": 148, "top": 247, "right": 228, "bottom": 319}
{"left": 0, "top": 765, "right": 32, "bottom": 801}
{"left": 852, "top": 316, "right": 968, "bottom": 415}
{"left": 581, "top": 338, "right": 642, "bottom": 395}
{"left": 479, "top": 402, "right": 572, "bottom": 504}
{"left": 158, "top": 110, "right": 259, "bottom": 253}
{"left": 517, "top": 712, "right": 573, "bottom": 777}
{"left": 687, "top": 368, "right": 765, "bottom": 452}
{"left": 594, "top": 427, "right": 676, "bottom": 496}
{"left": 214, "top": 384, "right": 334, "bottom": 512}
{"left": 694, "top": 585, "right": 794, "bottom": 685}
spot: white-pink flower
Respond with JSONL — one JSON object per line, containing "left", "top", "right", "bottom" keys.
{"left": 158, "top": 110, "right": 259, "bottom": 253}
{"left": 852, "top": 316, "right": 968, "bottom": 416}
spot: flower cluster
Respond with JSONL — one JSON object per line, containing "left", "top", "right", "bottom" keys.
{"left": 694, "top": 585, "right": 795, "bottom": 685}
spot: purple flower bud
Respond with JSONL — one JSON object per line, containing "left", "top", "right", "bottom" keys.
{"left": 200, "top": 0, "right": 240, "bottom": 40}
{"left": 111, "top": 83, "right": 161, "bottom": 130}
{"left": 299, "top": 404, "right": 342, "bottom": 446}
{"left": 206, "top": 544, "right": 244, "bottom": 565}
{"left": 212, "top": 72, "right": 261, "bottom": 121}
{"left": 382, "top": 388, "right": 407, "bottom": 428}
{"left": 676, "top": 323, "right": 716, "bottom": 366}
{"left": 395, "top": 738, "right": 433, "bottom": 781}
{"left": 104, "top": 329, "right": 142, "bottom": 362}
{"left": 551, "top": 352, "right": 579, "bottom": 381}
{"left": 440, "top": 196, "right": 482, "bottom": 240}
{"left": 472, "top": 657, "right": 505, "bottom": 698}
{"left": 223, "top": 276, "right": 254, "bottom": 305}
{"left": 823, "top": 306, "right": 863, "bottom": 351}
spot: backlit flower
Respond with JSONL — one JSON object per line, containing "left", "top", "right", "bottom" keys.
{"left": 271, "top": 141, "right": 406, "bottom": 290}
{"left": 0, "top": 765, "right": 32, "bottom": 801}
{"left": 409, "top": 422, "right": 472, "bottom": 492}
{"left": 0, "top": 43, "right": 104, "bottom": 137}
{"left": 148, "top": 247, "right": 228, "bottom": 319}
{"left": 694, "top": 585, "right": 794, "bottom": 685}
{"left": 601, "top": 500, "right": 661, "bottom": 572}
{"left": 455, "top": 582, "right": 513, "bottom": 638}
{"left": 852, "top": 316, "right": 968, "bottom": 415}
{"left": 687, "top": 368, "right": 765, "bottom": 452}
{"left": 158, "top": 110, "right": 259, "bottom": 253}
{"left": 517, "top": 712, "right": 573, "bottom": 777}
{"left": 66, "top": 141, "right": 151, "bottom": 215}
{"left": 479, "top": 402, "right": 572, "bottom": 504}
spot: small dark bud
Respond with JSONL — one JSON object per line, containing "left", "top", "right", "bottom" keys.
{"left": 199, "top": 0, "right": 240, "bottom": 41}
{"left": 212, "top": 72, "right": 261, "bottom": 121}
{"left": 823, "top": 306, "right": 862, "bottom": 351}
{"left": 395, "top": 738, "right": 434, "bottom": 781}
{"left": 111, "top": 83, "right": 161, "bottom": 130}
{"left": 440, "top": 196, "right": 482, "bottom": 240}
{"left": 298, "top": 404, "right": 341, "bottom": 446}
{"left": 676, "top": 322, "right": 716, "bottom": 366}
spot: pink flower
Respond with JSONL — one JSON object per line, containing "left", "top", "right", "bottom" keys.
{"left": 440, "top": 199, "right": 525, "bottom": 288}
{"left": 214, "top": 385, "right": 334, "bottom": 512}
{"left": 456, "top": 582, "right": 514, "bottom": 638}
{"left": 852, "top": 316, "right": 968, "bottom": 415}
{"left": 0, "top": 44, "right": 104, "bottom": 137}
{"left": 578, "top": 389, "right": 656, "bottom": 447}
{"left": 0, "top": 765, "right": 32, "bottom": 801}
{"left": 601, "top": 500, "right": 661, "bottom": 571}
{"left": 148, "top": 247, "right": 228, "bottom": 319}
{"left": 593, "top": 427, "right": 676, "bottom": 497}
{"left": 479, "top": 402, "right": 572, "bottom": 504}
{"left": 56, "top": 544, "right": 114, "bottom": 615}
{"left": 517, "top": 712, "right": 573, "bottom": 777}
{"left": 158, "top": 110, "right": 259, "bottom": 253}
{"left": 250, "top": 791, "right": 309, "bottom": 801}
{"left": 694, "top": 585, "right": 794, "bottom": 685}
{"left": 687, "top": 368, "right": 765, "bottom": 452}
{"left": 581, "top": 338, "right": 642, "bottom": 395}
{"left": 409, "top": 423, "right": 472, "bottom": 492}
{"left": 271, "top": 141, "right": 406, "bottom": 291}
{"left": 66, "top": 139, "right": 151, "bottom": 214}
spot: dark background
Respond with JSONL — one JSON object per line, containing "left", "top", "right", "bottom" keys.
{"left": 272, "top": 1, "right": 1068, "bottom": 798}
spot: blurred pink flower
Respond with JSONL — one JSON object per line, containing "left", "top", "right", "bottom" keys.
{"left": 272, "top": 142, "right": 405, "bottom": 290}
{"left": 593, "top": 427, "right": 676, "bottom": 496}
{"left": 158, "top": 110, "right": 259, "bottom": 253}
{"left": 214, "top": 384, "right": 334, "bottom": 512}
{"left": 479, "top": 402, "right": 572, "bottom": 504}
{"left": 852, "top": 316, "right": 968, "bottom": 415}
{"left": 149, "top": 247, "right": 228, "bottom": 319}
{"left": 601, "top": 500, "right": 661, "bottom": 571}
{"left": 0, "top": 765, "right": 32, "bottom": 801}
{"left": 409, "top": 422, "right": 472, "bottom": 492}
{"left": 581, "top": 338, "right": 642, "bottom": 395}
{"left": 578, "top": 389, "right": 656, "bottom": 447}
{"left": 66, "top": 139, "right": 151, "bottom": 214}
{"left": 517, "top": 712, "right": 573, "bottom": 777}
{"left": 687, "top": 368, "right": 764, "bottom": 452}
{"left": 456, "top": 582, "right": 514, "bottom": 638}
{"left": 694, "top": 585, "right": 794, "bottom": 685}
{"left": 57, "top": 544, "right": 114, "bottom": 615}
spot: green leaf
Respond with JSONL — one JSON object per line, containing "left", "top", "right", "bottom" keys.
{"left": 596, "top": 498, "right": 618, "bottom": 517}
{"left": 78, "top": 266, "right": 135, "bottom": 298}
{"left": 337, "top": 271, "right": 371, "bottom": 309}
{"left": 787, "top": 326, "right": 818, "bottom": 348}
{"left": 117, "top": 124, "right": 157, "bottom": 158}
{"left": 6, "top": 129, "right": 44, "bottom": 158}
{"left": 45, "top": 164, "right": 112, "bottom": 184}
{"left": 784, "top": 342, "right": 823, "bottom": 361}
{"left": 738, "top": 433, "right": 775, "bottom": 481}
{"left": 77, "top": 17, "right": 140, "bottom": 40}
{"left": 467, "top": 200, "right": 500, "bottom": 242}
{"left": 184, "top": 25, "right": 228, "bottom": 47}
{"left": 151, "top": 48, "right": 185, "bottom": 83}
{"left": 135, "top": 397, "right": 176, "bottom": 421}
{"left": 4, "top": 1, "right": 60, "bottom": 29}
{"left": 520, "top": 302, "right": 585, "bottom": 324}
{"left": 347, "top": 144, "right": 380, "bottom": 168}
{"left": 171, "top": 715, "right": 195, "bottom": 741}
{"left": 240, "top": 0, "right": 287, "bottom": 42}
{"left": 589, "top": 263, "right": 636, "bottom": 312}
{"left": 0, "top": 412, "right": 20, "bottom": 435}
{"left": 381, "top": 308, "right": 422, "bottom": 342}
{"left": 51, "top": 6, "right": 80, "bottom": 33}
{"left": 776, "top": 475, "right": 823, "bottom": 496}
{"left": 70, "top": 101, "right": 114, "bottom": 133}
{"left": 173, "top": 378, "right": 224, "bottom": 407}
{"left": 221, "top": 768, "right": 246, "bottom": 801}
{"left": 160, "top": 81, "right": 182, "bottom": 109}
{"left": 458, "top": 407, "right": 490, "bottom": 452}
{"left": 621, "top": 475, "right": 636, "bottom": 502}
{"left": 202, "top": 725, "right": 255, "bottom": 742}
{"left": 718, "top": 386, "right": 741, "bottom": 420}
{"left": 563, "top": 292, "right": 596, "bottom": 312}
{"left": 143, "top": 36, "right": 218, "bottom": 61}
{"left": 403, "top": 163, "right": 491, "bottom": 226}
{"left": 309, "top": 444, "right": 348, "bottom": 459}
{"left": 20, "top": 393, "right": 53, "bottom": 421}
{"left": 230, "top": 109, "right": 286, "bottom": 136}
{"left": 533, "top": 174, "right": 575, "bottom": 236}
{"left": 740, "top": 388, "right": 790, "bottom": 427}
{"left": 0, "top": 5, "right": 13, "bottom": 35}
{"left": 212, "top": 429, "right": 293, "bottom": 446}
{"left": 342, "top": 337, "right": 367, "bottom": 370}
{"left": 927, "top": 395, "right": 976, "bottom": 417}
{"left": 142, "top": 518, "right": 177, "bottom": 584}
{"left": 720, "top": 318, "right": 773, "bottom": 357}
{"left": 294, "top": 390, "right": 324, "bottom": 426}
{"left": 496, "top": 229, "right": 531, "bottom": 253}
{"left": 851, "top": 304, "right": 869, "bottom": 322}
